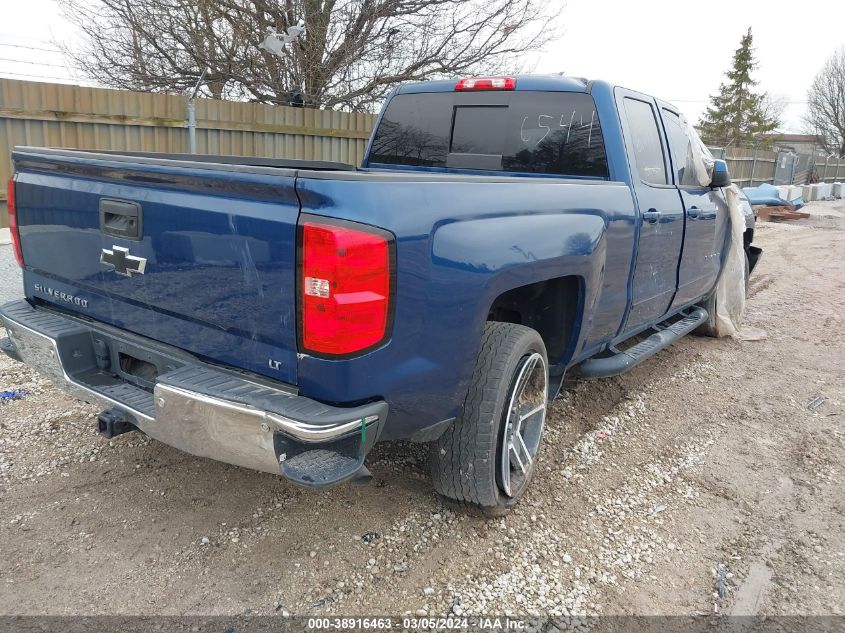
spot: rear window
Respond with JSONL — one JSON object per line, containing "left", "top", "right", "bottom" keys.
{"left": 368, "top": 91, "right": 609, "bottom": 178}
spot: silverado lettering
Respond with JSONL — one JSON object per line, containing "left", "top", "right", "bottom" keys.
{"left": 33, "top": 284, "right": 89, "bottom": 308}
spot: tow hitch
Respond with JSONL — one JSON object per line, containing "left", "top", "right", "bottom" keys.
{"left": 97, "top": 408, "right": 138, "bottom": 439}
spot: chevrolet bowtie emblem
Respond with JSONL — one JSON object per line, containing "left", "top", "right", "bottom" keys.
{"left": 100, "top": 246, "right": 147, "bottom": 277}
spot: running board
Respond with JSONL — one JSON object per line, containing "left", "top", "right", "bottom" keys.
{"left": 578, "top": 307, "right": 709, "bottom": 379}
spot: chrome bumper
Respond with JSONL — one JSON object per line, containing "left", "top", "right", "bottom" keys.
{"left": 1, "top": 300, "right": 385, "bottom": 486}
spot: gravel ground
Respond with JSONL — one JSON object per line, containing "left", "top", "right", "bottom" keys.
{"left": 0, "top": 243, "right": 22, "bottom": 305}
{"left": 0, "top": 201, "right": 843, "bottom": 617}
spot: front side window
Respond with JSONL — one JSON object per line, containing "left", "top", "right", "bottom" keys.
{"left": 622, "top": 97, "right": 667, "bottom": 185}
{"left": 662, "top": 109, "right": 700, "bottom": 187}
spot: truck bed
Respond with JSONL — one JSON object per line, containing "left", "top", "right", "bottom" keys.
{"left": 12, "top": 147, "right": 311, "bottom": 385}
{"left": 11, "top": 145, "right": 637, "bottom": 437}
{"left": 83, "top": 149, "right": 359, "bottom": 172}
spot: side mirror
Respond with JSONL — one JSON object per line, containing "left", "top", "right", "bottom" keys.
{"left": 710, "top": 159, "right": 731, "bottom": 188}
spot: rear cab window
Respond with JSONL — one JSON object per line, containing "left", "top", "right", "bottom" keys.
{"left": 368, "top": 91, "right": 609, "bottom": 178}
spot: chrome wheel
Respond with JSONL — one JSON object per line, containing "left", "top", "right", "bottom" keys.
{"left": 498, "top": 352, "right": 547, "bottom": 498}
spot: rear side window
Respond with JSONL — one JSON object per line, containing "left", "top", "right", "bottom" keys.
{"left": 622, "top": 97, "right": 667, "bottom": 185}
{"left": 369, "top": 91, "right": 609, "bottom": 178}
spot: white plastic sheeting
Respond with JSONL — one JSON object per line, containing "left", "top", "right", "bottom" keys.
{"left": 678, "top": 120, "right": 746, "bottom": 337}
{"left": 713, "top": 184, "right": 747, "bottom": 337}
{"left": 685, "top": 119, "right": 716, "bottom": 187}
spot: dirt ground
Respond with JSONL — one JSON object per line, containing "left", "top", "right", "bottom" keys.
{"left": 0, "top": 201, "right": 843, "bottom": 618}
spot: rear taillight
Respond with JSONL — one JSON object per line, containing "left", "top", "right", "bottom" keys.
{"left": 455, "top": 77, "right": 516, "bottom": 91}
{"left": 6, "top": 176, "right": 23, "bottom": 267}
{"left": 298, "top": 217, "right": 394, "bottom": 357}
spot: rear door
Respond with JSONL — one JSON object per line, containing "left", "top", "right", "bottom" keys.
{"left": 659, "top": 106, "right": 729, "bottom": 307}
{"left": 616, "top": 89, "right": 685, "bottom": 330}
{"left": 14, "top": 151, "right": 300, "bottom": 384}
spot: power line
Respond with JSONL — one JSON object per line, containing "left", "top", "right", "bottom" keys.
{"left": 0, "top": 42, "right": 61, "bottom": 54}
{"left": 0, "top": 32, "right": 59, "bottom": 45}
{"left": 0, "top": 56, "right": 69, "bottom": 69}
{"left": 669, "top": 98, "right": 808, "bottom": 105}
{"left": 0, "top": 70, "right": 94, "bottom": 84}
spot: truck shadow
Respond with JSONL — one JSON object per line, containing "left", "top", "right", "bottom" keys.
{"left": 96, "top": 331, "right": 726, "bottom": 515}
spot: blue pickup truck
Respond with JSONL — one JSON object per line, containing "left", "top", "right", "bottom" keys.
{"left": 2, "top": 75, "right": 759, "bottom": 514}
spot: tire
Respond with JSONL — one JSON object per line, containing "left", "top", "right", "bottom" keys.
{"left": 695, "top": 249, "right": 750, "bottom": 337}
{"left": 430, "top": 322, "right": 548, "bottom": 516}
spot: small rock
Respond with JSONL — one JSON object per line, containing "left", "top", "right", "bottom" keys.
{"left": 362, "top": 531, "right": 380, "bottom": 543}
{"left": 423, "top": 587, "right": 435, "bottom": 596}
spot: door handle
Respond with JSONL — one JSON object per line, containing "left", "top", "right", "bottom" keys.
{"left": 100, "top": 198, "right": 142, "bottom": 240}
{"left": 642, "top": 209, "right": 661, "bottom": 224}
{"left": 687, "top": 206, "right": 700, "bottom": 219}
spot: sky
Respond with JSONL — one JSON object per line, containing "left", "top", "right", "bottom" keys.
{"left": 2, "top": 0, "right": 844, "bottom": 133}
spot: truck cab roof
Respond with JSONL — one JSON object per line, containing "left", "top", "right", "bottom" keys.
{"left": 395, "top": 76, "right": 677, "bottom": 114}
{"left": 397, "top": 74, "right": 594, "bottom": 94}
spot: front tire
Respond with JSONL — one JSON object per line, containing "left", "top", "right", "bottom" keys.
{"left": 430, "top": 322, "right": 548, "bottom": 516}
{"left": 695, "top": 249, "right": 750, "bottom": 337}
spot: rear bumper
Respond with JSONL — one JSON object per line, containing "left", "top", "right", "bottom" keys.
{"left": 0, "top": 299, "right": 386, "bottom": 487}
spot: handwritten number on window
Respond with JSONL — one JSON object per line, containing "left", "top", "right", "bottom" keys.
{"left": 520, "top": 116, "right": 530, "bottom": 143}
{"left": 522, "top": 110, "right": 597, "bottom": 147}
{"left": 537, "top": 115, "right": 554, "bottom": 145}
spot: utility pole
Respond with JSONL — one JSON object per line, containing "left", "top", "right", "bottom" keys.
{"left": 187, "top": 68, "right": 209, "bottom": 154}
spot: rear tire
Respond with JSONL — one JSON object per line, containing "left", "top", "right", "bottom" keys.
{"left": 430, "top": 322, "right": 548, "bottom": 516}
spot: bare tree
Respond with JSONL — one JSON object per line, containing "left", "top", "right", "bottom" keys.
{"left": 805, "top": 47, "right": 845, "bottom": 157}
{"left": 762, "top": 94, "right": 787, "bottom": 127}
{"left": 56, "top": 0, "right": 561, "bottom": 111}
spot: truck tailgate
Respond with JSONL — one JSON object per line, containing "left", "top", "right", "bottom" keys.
{"left": 12, "top": 149, "right": 300, "bottom": 385}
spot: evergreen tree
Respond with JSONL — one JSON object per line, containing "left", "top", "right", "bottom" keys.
{"left": 698, "top": 28, "right": 780, "bottom": 147}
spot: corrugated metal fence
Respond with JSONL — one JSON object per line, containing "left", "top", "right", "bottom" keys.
{"left": 0, "top": 78, "right": 376, "bottom": 227}
{"left": 709, "top": 145, "right": 845, "bottom": 188}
